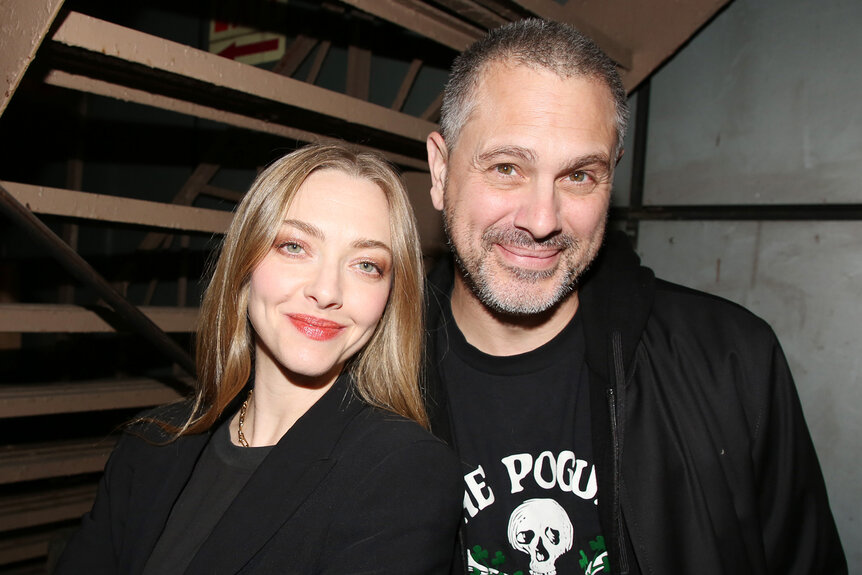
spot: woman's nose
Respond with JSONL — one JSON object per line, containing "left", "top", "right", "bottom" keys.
{"left": 303, "top": 262, "right": 343, "bottom": 309}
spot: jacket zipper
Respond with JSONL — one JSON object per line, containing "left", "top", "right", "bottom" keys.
{"left": 608, "top": 331, "right": 630, "bottom": 574}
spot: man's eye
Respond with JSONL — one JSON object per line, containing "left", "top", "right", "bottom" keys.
{"left": 495, "top": 164, "right": 516, "bottom": 176}
{"left": 568, "top": 171, "right": 589, "bottom": 183}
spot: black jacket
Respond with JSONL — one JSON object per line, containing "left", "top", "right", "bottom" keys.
{"left": 56, "top": 375, "right": 463, "bottom": 574}
{"left": 424, "top": 231, "right": 846, "bottom": 574}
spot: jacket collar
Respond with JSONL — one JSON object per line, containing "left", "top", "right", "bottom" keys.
{"left": 187, "top": 373, "right": 364, "bottom": 573}
{"left": 131, "top": 374, "right": 364, "bottom": 574}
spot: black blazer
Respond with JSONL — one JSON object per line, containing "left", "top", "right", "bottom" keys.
{"left": 56, "top": 376, "right": 463, "bottom": 574}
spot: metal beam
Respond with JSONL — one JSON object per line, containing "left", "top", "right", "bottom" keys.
{"left": 391, "top": 59, "right": 423, "bottom": 112}
{"left": 0, "top": 531, "right": 53, "bottom": 567}
{"left": 0, "top": 378, "right": 188, "bottom": 418}
{"left": 0, "top": 304, "right": 198, "bottom": 333}
{"left": 50, "top": 12, "right": 436, "bottom": 147}
{"left": 138, "top": 163, "right": 220, "bottom": 250}
{"left": 42, "top": 69, "right": 428, "bottom": 171}
{"left": 0, "top": 183, "right": 196, "bottom": 374}
{"left": 509, "top": 0, "right": 633, "bottom": 71}
{"left": 528, "top": 0, "right": 731, "bottom": 92}
{"left": 1, "top": 181, "right": 232, "bottom": 234}
{"left": 0, "top": 438, "right": 117, "bottom": 485}
{"left": 346, "top": 45, "right": 372, "bottom": 101}
{"left": 611, "top": 203, "right": 862, "bottom": 222}
{"left": 431, "top": 0, "right": 508, "bottom": 29}
{"left": 341, "top": 0, "right": 484, "bottom": 51}
{"left": 0, "top": 0, "right": 66, "bottom": 117}
{"left": 272, "top": 35, "right": 318, "bottom": 77}
{"left": 0, "top": 484, "right": 97, "bottom": 532}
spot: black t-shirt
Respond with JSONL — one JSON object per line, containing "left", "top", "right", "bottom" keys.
{"left": 142, "top": 412, "right": 273, "bottom": 575}
{"left": 439, "top": 302, "right": 607, "bottom": 575}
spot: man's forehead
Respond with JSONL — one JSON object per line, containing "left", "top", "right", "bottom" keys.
{"left": 457, "top": 63, "right": 617, "bottom": 162}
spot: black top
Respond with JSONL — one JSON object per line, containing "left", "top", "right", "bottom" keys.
{"left": 440, "top": 300, "right": 604, "bottom": 575}
{"left": 143, "top": 415, "right": 273, "bottom": 575}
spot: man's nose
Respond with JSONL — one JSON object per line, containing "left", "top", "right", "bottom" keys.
{"left": 512, "top": 180, "right": 562, "bottom": 241}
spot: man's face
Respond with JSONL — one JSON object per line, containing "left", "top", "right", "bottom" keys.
{"left": 427, "top": 62, "right": 619, "bottom": 315}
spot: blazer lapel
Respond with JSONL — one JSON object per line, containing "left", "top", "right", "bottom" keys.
{"left": 186, "top": 376, "right": 364, "bottom": 574}
{"left": 126, "top": 431, "right": 211, "bottom": 575}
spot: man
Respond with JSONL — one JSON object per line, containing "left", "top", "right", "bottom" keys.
{"left": 424, "top": 19, "right": 846, "bottom": 575}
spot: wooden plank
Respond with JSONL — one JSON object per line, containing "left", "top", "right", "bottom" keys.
{"left": 391, "top": 59, "right": 423, "bottom": 112}
{"left": 0, "top": 0, "right": 66, "bottom": 117}
{"left": 0, "top": 484, "right": 97, "bottom": 532}
{"left": 51, "top": 12, "right": 436, "bottom": 144}
{"left": 42, "top": 69, "right": 428, "bottom": 171}
{"left": 0, "top": 378, "right": 189, "bottom": 418}
{"left": 0, "top": 304, "right": 198, "bottom": 334}
{"left": 0, "top": 438, "right": 117, "bottom": 485}
{"left": 0, "top": 181, "right": 233, "bottom": 234}
{"left": 342, "top": 0, "right": 483, "bottom": 51}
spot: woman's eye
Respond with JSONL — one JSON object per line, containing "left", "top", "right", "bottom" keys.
{"left": 280, "top": 242, "right": 303, "bottom": 254}
{"left": 495, "top": 164, "right": 516, "bottom": 176}
{"left": 357, "top": 261, "right": 381, "bottom": 275}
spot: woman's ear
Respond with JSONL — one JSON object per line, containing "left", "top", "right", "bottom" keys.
{"left": 426, "top": 132, "right": 448, "bottom": 212}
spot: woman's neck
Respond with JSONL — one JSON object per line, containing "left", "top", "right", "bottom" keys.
{"left": 230, "top": 350, "right": 340, "bottom": 447}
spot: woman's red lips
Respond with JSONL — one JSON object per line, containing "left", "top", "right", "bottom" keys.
{"left": 288, "top": 314, "right": 345, "bottom": 341}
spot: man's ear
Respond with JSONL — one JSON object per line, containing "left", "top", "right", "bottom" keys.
{"left": 426, "top": 131, "right": 448, "bottom": 212}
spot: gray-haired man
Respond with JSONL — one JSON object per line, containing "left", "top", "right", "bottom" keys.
{"left": 424, "top": 18, "right": 845, "bottom": 575}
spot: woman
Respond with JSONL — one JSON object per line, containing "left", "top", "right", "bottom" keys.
{"left": 56, "top": 144, "right": 462, "bottom": 574}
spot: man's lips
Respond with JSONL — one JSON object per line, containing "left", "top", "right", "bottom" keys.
{"left": 495, "top": 243, "right": 562, "bottom": 268}
{"left": 287, "top": 314, "right": 345, "bottom": 341}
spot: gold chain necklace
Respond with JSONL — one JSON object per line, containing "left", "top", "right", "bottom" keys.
{"left": 236, "top": 389, "right": 253, "bottom": 447}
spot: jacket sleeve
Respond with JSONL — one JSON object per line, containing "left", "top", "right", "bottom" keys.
{"left": 319, "top": 438, "right": 463, "bottom": 574}
{"left": 753, "top": 336, "right": 847, "bottom": 574}
{"left": 53, "top": 434, "right": 135, "bottom": 574}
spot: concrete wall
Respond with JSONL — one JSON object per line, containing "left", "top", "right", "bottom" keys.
{"left": 633, "top": 0, "right": 861, "bottom": 568}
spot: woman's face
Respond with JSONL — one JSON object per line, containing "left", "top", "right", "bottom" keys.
{"left": 247, "top": 169, "right": 393, "bottom": 385}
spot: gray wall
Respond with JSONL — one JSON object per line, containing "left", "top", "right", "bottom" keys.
{"left": 629, "top": 0, "right": 861, "bottom": 568}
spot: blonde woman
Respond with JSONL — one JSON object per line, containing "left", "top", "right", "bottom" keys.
{"left": 57, "top": 144, "right": 462, "bottom": 574}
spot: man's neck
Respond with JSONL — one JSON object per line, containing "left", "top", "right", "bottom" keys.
{"left": 449, "top": 274, "right": 579, "bottom": 357}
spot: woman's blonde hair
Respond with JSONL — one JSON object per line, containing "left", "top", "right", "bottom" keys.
{"left": 185, "top": 143, "right": 427, "bottom": 434}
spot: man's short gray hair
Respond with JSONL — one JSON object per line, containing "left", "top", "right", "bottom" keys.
{"left": 439, "top": 19, "right": 629, "bottom": 157}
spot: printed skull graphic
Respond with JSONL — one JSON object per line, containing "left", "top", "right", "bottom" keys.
{"left": 507, "top": 498, "right": 573, "bottom": 575}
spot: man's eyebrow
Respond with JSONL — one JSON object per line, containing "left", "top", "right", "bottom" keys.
{"left": 476, "top": 146, "right": 537, "bottom": 164}
{"left": 561, "top": 153, "right": 614, "bottom": 174}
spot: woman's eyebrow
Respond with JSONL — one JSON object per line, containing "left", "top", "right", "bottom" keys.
{"left": 352, "top": 239, "right": 392, "bottom": 255}
{"left": 282, "top": 219, "right": 324, "bottom": 239}
{"left": 284, "top": 220, "right": 391, "bottom": 255}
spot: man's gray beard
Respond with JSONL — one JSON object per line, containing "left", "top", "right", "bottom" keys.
{"left": 443, "top": 210, "right": 582, "bottom": 316}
